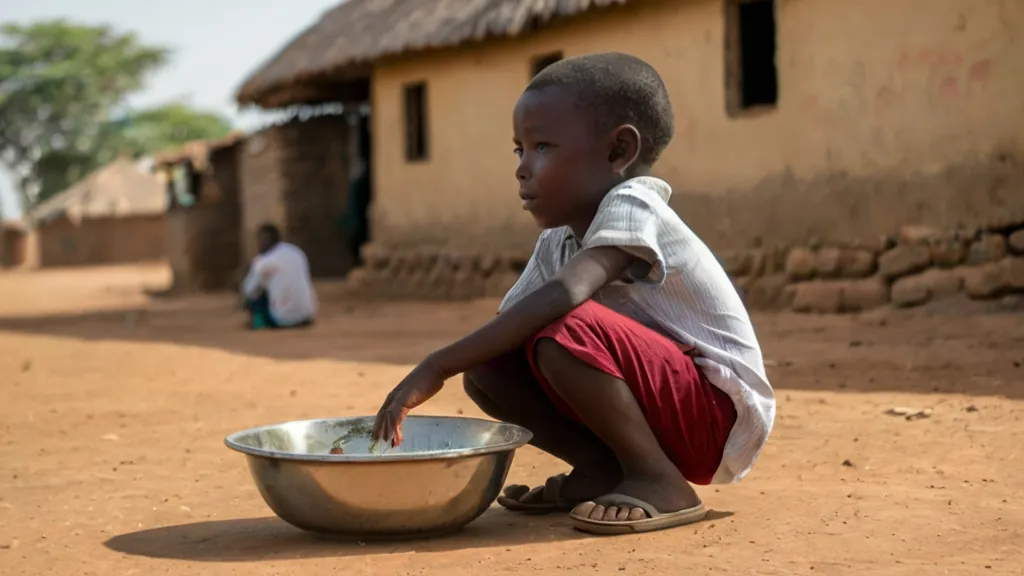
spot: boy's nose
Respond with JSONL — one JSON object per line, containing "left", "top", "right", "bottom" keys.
{"left": 515, "top": 161, "right": 529, "bottom": 182}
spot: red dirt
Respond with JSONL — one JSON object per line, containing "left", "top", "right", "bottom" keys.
{"left": 0, "top": 264, "right": 1022, "bottom": 575}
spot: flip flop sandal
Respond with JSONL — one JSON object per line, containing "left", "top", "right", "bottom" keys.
{"left": 496, "top": 474, "right": 577, "bottom": 513}
{"left": 569, "top": 493, "right": 709, "bottom": 535}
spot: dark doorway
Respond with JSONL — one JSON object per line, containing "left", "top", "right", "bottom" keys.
{"left": 343, "top": 107, "right": 372, "bottom": 268}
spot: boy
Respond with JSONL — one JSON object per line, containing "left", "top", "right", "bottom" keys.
{"left": 372, "top": 53, "right": 775, "bottom": 535}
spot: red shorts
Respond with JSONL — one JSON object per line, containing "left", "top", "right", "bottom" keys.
{"left": 526, "top": 300, "right": 736, "bottom": 485}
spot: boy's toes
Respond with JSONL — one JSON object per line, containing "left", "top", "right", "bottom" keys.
{"left": 571, "top": 501, "right": 648, "bottom": 521}
{"left": 571, "top": 501, "right": 600, "bottom": 519}
{"left": 502, "top": 484, "right": 530, "bottom": 501}
{"left": 626, "top": 506, "right": 647, "bottom": 521}
{"left": 500, "top": 484, "right": 546, "bottom": 504}
{"left": 614, "top": 506, "right": 638, "bottom": 521}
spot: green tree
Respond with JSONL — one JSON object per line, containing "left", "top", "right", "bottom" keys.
{"left": 0, "top": 20, "right": 233, "bottom": 209}
{"left": 112, "top": 103, "right": 233, "bottom": 159}
{"left": 32, "top": 103, "right": 234, "bottom": 201}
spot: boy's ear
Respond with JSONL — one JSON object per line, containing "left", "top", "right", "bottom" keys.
{"left": 608, "top": 124, "right": 641, "bottom": 175}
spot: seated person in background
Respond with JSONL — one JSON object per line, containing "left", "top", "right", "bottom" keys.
{"left": 240, "top": 224, "right": 318, "bottom": 330}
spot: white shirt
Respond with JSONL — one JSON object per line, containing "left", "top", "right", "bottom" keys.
{"left": 499, "top": 177, "right": 775, "bottom": 484}
{"left": 241, "top": 242, "right": 318, "bottom": 326}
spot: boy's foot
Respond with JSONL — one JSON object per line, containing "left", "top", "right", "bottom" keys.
{"left": 569, "top": 476, "right": 707, "bottom": 535}
{"left": 497, "top": 468, "right": 619, "bottom": 513}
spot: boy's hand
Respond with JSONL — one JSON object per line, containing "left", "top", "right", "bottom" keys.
{"left": 371, "top": 358, "right": 446, "bottom": 447}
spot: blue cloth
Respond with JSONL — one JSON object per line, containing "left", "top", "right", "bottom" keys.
{"left": 244, "top": 292, "right": 280, "bottom": 329}
{"left": 244, "top": 292, "right": 314, "bottom": 330}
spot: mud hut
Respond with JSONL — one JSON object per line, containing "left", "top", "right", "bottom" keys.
{"left": 238, "top": 0, "right": 1024, "bottom": 301}
{"left": 153, "top": 133, "right": 247, "bottom": 292}
{"left": 27, "top": 159, "right": 168, "bottom": 268}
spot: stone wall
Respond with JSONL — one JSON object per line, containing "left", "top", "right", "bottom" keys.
{"left": 730, "top": 223, "right": 1024, "bottom": 313}
{"left": 347, "top": 244, "right": 527, "bottom": 301}
{"left": 349, "top": 221, "right": 1024, "bottom": 312}
{"left": 238, "top": 115, "right": 353, "bottom": 278}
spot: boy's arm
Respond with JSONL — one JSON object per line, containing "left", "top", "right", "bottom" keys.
{"left": 372, "top": 246, "right": 642, "bottom": 445}
{"left": 429, "top": 245, "right": 641, "bottom": 379}
{"left": 239, "top": 257, "right": 273, "bottom": 299}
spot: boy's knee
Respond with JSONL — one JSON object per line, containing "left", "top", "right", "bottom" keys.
{"left": 532, "top": 337, "right": 571, "bottom": 378}
{"left": 463, "top": 365, "right": 495, "bottom": 401}
{"left": 462, "top": 370, "right": 479, "bottom": 395}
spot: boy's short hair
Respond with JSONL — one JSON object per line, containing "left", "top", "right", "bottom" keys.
{"left": 257, "top": 223, "right": 281, "bottom": 244}
{"left": 526, "top": 52, "right": 674, "bottom": 166}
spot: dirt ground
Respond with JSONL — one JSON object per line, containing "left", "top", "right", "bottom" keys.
{"left": 0, "top": 264, "right": 1022, "bottom": 576}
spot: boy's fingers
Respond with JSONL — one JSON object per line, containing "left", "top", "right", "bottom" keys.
{"left": 372, "top": 410, "right": 393, "bottom": 443}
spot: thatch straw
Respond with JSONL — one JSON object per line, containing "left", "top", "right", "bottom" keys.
{"left": 151, "top": 132, "right": 246, "bottom": 170}
{"left": 30, "top": 159, "right": 167, "bottom": 224}
{"left": 236, "top": 0, "right": 633, "bottom": 108}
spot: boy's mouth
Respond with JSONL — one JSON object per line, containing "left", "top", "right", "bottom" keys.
{"left": 519, "top": 191, "right": 538, "bottom": 210}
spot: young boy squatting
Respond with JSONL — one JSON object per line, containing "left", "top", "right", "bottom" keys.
{"left": 371, "top": 53, "right": 775, "bottom": 535}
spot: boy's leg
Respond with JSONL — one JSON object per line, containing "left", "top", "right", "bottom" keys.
{"left": 463, "top": 348, "right": 620, "bottom": 504}
{"left": 244, "top": 292, "right": 278, "bottom": 329}
{"left": 527, "top": 301, "right": 735, "bottom": 525}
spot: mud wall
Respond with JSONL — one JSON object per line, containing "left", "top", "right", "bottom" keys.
{"left": 238, "top": 115, "right": 353, "bottom": 278}
{"left": 1, "top": 227, "right": 26, "bottom": 268}
{"left": 166, "top": 143, "right": 243, "bottom": 292}
{"left": 166, "top": 203, "right": 241, "bottom": 292}
{"left": 34, "top": 215, "right": 167, "bottom": 268}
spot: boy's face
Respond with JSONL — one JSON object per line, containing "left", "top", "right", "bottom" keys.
{"left": 512, "top": 86, "right": 616, "bottom": 230}
{"left": 256, "top": 231, "right": 275, "bottom": 254}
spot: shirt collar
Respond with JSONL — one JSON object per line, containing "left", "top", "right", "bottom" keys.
{"left": 561, "top": 177, "right": 672, "bottom": 244}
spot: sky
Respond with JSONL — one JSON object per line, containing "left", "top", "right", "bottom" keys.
{"left": 0, "top": 0, "right": 343, "bottom": 218}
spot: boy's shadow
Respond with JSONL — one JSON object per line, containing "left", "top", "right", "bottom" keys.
{"left": 104, "top": 507, "right": 734, "bottom": 562}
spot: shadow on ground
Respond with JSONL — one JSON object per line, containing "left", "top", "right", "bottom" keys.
{"left": 0, "top": 293, "right": 498, "bottom": 366}
{"left": 103, "top": 509, "right": 732, "bottom": 562}
{"left": 2, "top": 290, "right": 1022, "bottom": 399}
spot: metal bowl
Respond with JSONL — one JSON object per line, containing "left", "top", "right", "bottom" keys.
{"left": 224, "top": 415, "right": 533, "bottom": 539}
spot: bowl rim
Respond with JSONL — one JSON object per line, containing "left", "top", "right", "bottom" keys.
{"left": 223, "top": 415, "right": 533, "bottom": 463}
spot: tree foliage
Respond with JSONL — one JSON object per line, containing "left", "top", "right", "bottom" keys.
{"left": 0, "top": 20, "right": 233, "bottom": 209}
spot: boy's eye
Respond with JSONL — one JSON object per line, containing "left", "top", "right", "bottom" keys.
{"left": 536, "top": 143, "right": 549, "bottom": 152}
{"left": 512, "top": 146, "right": 523, "bottom": 157}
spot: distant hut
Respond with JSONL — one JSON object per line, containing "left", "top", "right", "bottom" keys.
{"left": 1, "top": 220, "right": 27, "bottom": 268}
{"left": 152, "top": 133, "right": 246, "bottom": 292}
{"left": 27, "top": 158, "right": 168, "bottom": 268}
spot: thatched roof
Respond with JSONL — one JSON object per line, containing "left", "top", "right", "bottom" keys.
{"left": 29, "top": 158, "right": 167, "bottom": 225}
{"left": 152, "top": 132, "right": 245, "bottom": 171}
{"left": 1, "top": 219, "right": 27, "bottom": 233}
{"left": 237, "top": 0, "right": 632, "bottom": 108}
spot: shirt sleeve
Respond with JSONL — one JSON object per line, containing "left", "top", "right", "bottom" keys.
{"left": 240, "top": 256, "right": 268, "bottom": 298}
{"left": 581, "top": 184, "right": 667, "bottom": 286}
{"left": 497, "top": 230, "right": 561, "bottom": 313}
